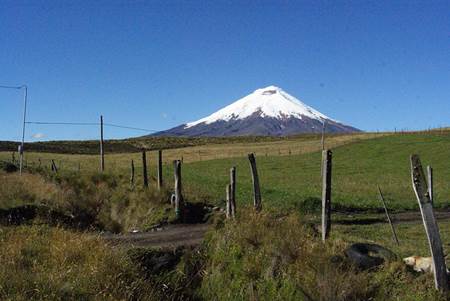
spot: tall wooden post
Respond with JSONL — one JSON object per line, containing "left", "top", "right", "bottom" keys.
{"left": 248, "top": 153, "right": 262, "bottom": 212}
{"left": 230, "top": 167, "right": 236, "bottom": 218}
{"left": 157, "top": 150, "right": 163, "bottom": 190}
{"left": 100, "top": 115, "right": 105, "bottom": 172}
{"left": 226, "top": 184, "right": 232, "bottom": 219}
{"left": 130, "top": 159, "right": 135, "bottom": 186}
{"left": 377, "top": 186, "right": 399, "bottom": 245}
{"left": 321, "top": 120, "right": 326, "bottom": 151}
{"left": 321, "top": 150, "right": 332, "bottom": 241}
{"left": 427, "top": 165, "right": 433, "bottom": 204}
{"left": 411, "top": 155, "right": 448, "bottom": 292}
{"left": 174, "top": 160, "right": 184, "bottom": 221}
{"left": 142, "top": 150, "right": 148, "bottom": 188}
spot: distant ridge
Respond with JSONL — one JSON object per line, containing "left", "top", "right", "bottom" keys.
{"left": 155, "top": 86, "right": 360, "bottom": 136}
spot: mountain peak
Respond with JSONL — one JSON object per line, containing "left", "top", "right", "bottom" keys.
{"left": 185, "top": 86, "right": 331, "bottom": 128}
{"left": 153, "top": 86, "right": 360, "bottom": 137}
{"left": 255, "top": 85, "right": 282, "bottom": 95}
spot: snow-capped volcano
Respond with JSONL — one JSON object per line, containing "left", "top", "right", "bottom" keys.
{"left": 154, "top": 86, "right": 360, "bottom": 137}
{"left": 185, "top": 86, "right": 331, "bottom": 128}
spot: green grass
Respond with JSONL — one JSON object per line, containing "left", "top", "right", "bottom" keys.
{"left": 200, "top": 210, "right": 449, "bottom": 301}
{"left": 2, "top": 132, "right": 448, "bottom": 211}
{"left": 180, "top": 132, "right": 450, "bottom": 211}
{"left": 1, "top": 131, "right": 450, "bottom": 300}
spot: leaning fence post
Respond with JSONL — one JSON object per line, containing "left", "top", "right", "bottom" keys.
{"left": 411, "top": 155, "right": 448, "bottom": 292}
{"left": 377, "top": 185, "right": 399, "bottom": 245}
{"left": 321, "top": 150, "right": 332, "bottom": 241}
{"left": 248, "top": 153, "right": 262, "bottom": 212}
{"left": 157, "top": 150, "right": 163, "bottom": 190}
{"left": 174, "top": 160, "right": 184, "bottom": 222}
{"left": 130, "top": 159, "right": 135, "bottom": 187}
{"left": 230, "top": 167, "right": 236, "bottom": 218}
{"left": 142, "top": 150, "right": 148, "bottom": 188}
{"left": 427, "top": 165, "right": 433, "bottom": 204}
{"left": 51, "top": 159, "right": 58, "bottom": 173}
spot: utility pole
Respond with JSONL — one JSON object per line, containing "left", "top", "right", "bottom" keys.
{"left": 100, "top": 115, "right": 105, "bottom": 172}
{"left": 0, "top": 84, "right": 27, "bottom": 175}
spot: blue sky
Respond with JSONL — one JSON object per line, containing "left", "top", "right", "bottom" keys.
{"left": 1, "top": 0, "right": 449, "bottom": 141}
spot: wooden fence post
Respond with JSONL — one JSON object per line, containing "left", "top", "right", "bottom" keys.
{"left": 248, "top": 153, "right": 262, "bottom": 212}
{"left": 174, "top": 160, "right": 184, "bottom": 222}
{"left": 142, "top": 150, "right": 148, "bottom": 188}
{"left": 100, "top": 115, "right": 105, "bottom": 172}
{"left": 230, "top": 167, "right": 236, "bottom": 218}
{"left": 157, "top": 150, "right": 163, "bottom": 190}
{"left": 226, "top": 184, "right": 232, "bottom": 219}
{"left": 411, "top": 155, "right": 448, "bottom": 292}
{"left": 321, "top": 120, "right": 326, "bottom": 151}
{"left": 51, "top": 159, "right": 58, "bottom": 173}
{"left": 130, "top": 159, "right": 135, "bottom": 186}
{"left": 321, "top": 150, "right": 332, "bottom": 241}
{"left": 377, "top": 186, "right": 399, "bottom": 245}
{"left": 427, "top": 165, "right": 433, "bottom": 204}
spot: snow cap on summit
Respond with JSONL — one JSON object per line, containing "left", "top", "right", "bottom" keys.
{"left": 185, "top": 85, "right": 332, "bottom": 128}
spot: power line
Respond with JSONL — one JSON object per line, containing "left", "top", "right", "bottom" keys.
{"left": 0, "top": 85, "right": 22, "bottom": 90}
{"left": 25, "top": 121, "right": 159, "bottom": 133}
{"left": 26, "top": 121, "right": 99, "bottom": 126}
{"left": 103, "top": 123, "right": 158, "bottom": 133}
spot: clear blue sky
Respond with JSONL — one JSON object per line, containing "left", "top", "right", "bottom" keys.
{"left": 1, "top": 0, "right": 449, "bottom": 141}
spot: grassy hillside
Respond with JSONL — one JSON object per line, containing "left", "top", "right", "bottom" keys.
{"left": 1, "top": 131, "right": 448, "bottom": 211}
{"left": 0, "top": 134, "right": 332, "bottom": 154}
{"left": 2, "top": 131, "right": 450, "bottom": 300}
{"left": 180, "top": 132, "right": 450, "bottom": 211}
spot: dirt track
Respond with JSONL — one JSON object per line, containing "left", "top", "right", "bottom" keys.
{"left": 101, "top": 210, "right": 450, "bottom": 249}
{"left": 334, "top": 210, "right": 450, "bottom": 225}
{"left": 102, "top": 224, "right": 210, "bottom": 249}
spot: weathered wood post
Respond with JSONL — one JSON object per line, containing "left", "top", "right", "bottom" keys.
{"left": 157, "top": 150, "right": 163, "bottom": 190}
{"left": 427, "top": 165, "right": 433, "bottom": 204}
{"left": 142, "top": 150, "right": 148, "bottom": 188}
{"left": 130, "top": 159, "right": 135, "bottom": 186}
{"left": 38, "top": 158, "right": 42, "bottom": 168}
{"left": 321, "top": 120, "right": 326, "bottom": 151}
{"left": 51, "top": 159, "right": 58, "bottom": 173}
{"left": 248, "top": 153, "right": 262, "bottom": 212}
{"left": 174, "top": 160, "right": 184, "bottom": 221}
{"left": 100, "top": 115, "right": 105, "bottom": 172}
{"left": 226, "top": 184, "right": 232, "bottom": 219}
{"left": 230, "top": 166, "right": 236, "bottom": 218}
{"left": 377, "top": 186, "right": 399, "bottom": 245}
{"left": 411, "top": 155, "right": 448, "bottom": 292}
{"left": 321, "top": 150, "right": 332, "bottom": 241}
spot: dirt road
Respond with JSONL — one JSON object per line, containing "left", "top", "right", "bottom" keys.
{"left": 102, "top": 224, "right": 210, "bottom": 249}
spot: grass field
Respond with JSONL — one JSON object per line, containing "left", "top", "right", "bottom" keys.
{"left": 2, "top": 131, "right": 450, "bottom": 300}
{"left": 2, "top": 131, "right": 448, "bottom": 211}
{"left": 181, "top": 131, "right": 450, "bottom": 211}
